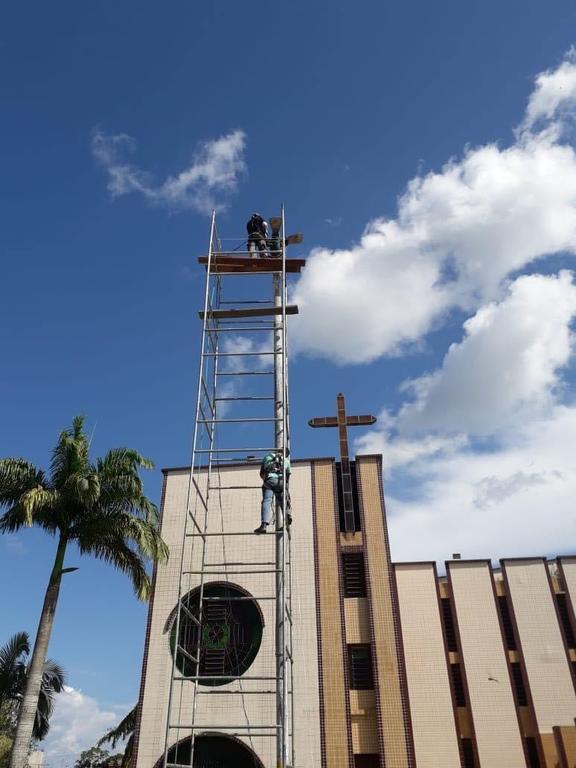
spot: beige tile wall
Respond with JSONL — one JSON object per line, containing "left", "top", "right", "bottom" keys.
{"left": 135, "top": 462, "right": 320, "bottom": 768}
{"left": 559, "top": 557, "right": 576, "bottom": 633}
{"left": 504, "top": 559, "right": 576, "bottom": 734}
{"left": 344, "top": 597, "right": 370, "bottom": 644}
{"left": 357, "top": 456, "right": 411, "bottom": 768}
{"left": 312, "top": 460, "right": 352, "bottom": 768}
{"left": 449, "top": 561, "right": 525, "bottom": 768}
{"left": 395, "top": 563, "right": 461, "bottom": 768}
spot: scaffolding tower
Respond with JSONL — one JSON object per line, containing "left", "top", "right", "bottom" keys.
{"left": 162, "top": 209, "right": 305, "bottom": 768}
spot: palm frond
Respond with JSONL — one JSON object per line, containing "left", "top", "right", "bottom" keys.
{"left": 32, "top": 659, "right": 66, "bottom": 740}
{"left": 0, "top": 633, "right": 29, "bottom": 676}
{"left": 74, "top": 508, "right": 168, "bottom": 572}
{"left": 79, "top": 538, "right": 152, "bottom": 600}
{"left": 0, "top": 459, "right": 46, "bottom": 507}
{"left": 41, "top": 660, "right": 66, "bottom": 696}
{"left": 20, "top": 487, "right": 58, "bottom": 527}
{"left": 98, "top": 706, "right": 136, "bottom": 749}
{"left": 121, "top": 733, "right": 134, "bottom": 768}
{"left": 50, "top": 416, "right": 91, "bottom": 491}
{"left": 62, "top": 471, "right": 101, "bottom": 507}
{"left": 0, "top": 633, "right": 29, "bottom": 703}
{"left": 98, "top": 449, "right": 154, "bottom": 476}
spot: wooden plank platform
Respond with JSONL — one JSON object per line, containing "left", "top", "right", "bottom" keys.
{"left": 197, "top": 255, "right": 306, "bottom": 274}
{"left": 199, "top": 305, "right": 299, "bottom": 320}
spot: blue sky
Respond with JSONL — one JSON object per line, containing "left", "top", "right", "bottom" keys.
{"left": 3, "top": 0, "right": 576, "bottom": 763}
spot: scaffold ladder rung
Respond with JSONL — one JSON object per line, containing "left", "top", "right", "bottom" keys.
{"left": 202, "top": 350, "right": 275, "bottom": 357}
{"left": 214, "top": 395, "right": 274, "bottom": 401}
{"left": 195, "top": 447, "right": 277, "bottom": 453}
{"left": 169, "top": 724, "right": 281, "bottom": 730}
{"left": 211, "top": 325, "right": 278, "bottom": 332}
{"left": 186, "top": 530, "right": 283, "bottom": 537}
{"left": 217, "top": 370, "right": 274, "bottom": 376}
{"left": 174, "top": 674, "right": 281, "bottom": 682}
{"left": 183, "top": 568, "right": 281, "bottom": 575}
{"left": 199, "top": 418, "right": 281, "bottom": 425}
{"left": 204, "top": 560, "right": 276, "bottom": 567}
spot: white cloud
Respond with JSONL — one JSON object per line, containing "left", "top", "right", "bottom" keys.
{"left": 384, "top": 405, "right": 576, "bottom": 563}
{"left": 221, "top": 334, "right": 273, "bottom": 373}
{"left": 291, "top": 51, "right": 576, "bottom": 364}
{"left": 41, "top": 686, "right": 131, "bottom": 768}
{"left": 396, "top": 271, "right": 576, "bottom": 435}
{"left": 92, "top": 129, "right": 246, "bottom": 214}
{"left": 522, "top": 48, "right": 576, "bottom": 133}
{"left": 356, "top": 269, "right": 576, "bottom": 460}
{"left": 354, "top": 270, "right": 576, "bottom": 563}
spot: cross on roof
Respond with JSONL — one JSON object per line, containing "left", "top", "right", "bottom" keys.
{"left": 308, "top": 393, "right": 376, "bottom": 532}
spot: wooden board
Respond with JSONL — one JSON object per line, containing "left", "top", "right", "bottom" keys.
{"left": 198, "top": 305, "right": 299, "bottom": 320}
{"left": 197, "top": 255, "right": 306, "bottom": 274}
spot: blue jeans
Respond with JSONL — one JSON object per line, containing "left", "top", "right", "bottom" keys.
{"left": 261, "top": 475, "right": 289, "bottom": 524}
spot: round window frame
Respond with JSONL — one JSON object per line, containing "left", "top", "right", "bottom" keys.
{"left": 169, "top": 581, "right": 264, "bottom": 686}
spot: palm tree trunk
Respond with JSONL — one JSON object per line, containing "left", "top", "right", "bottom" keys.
{"left": 9, "top": 535, "right": 67, "bottom": 768}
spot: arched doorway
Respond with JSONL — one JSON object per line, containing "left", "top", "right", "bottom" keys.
{"left": 158, "top": 732, "right": 265, "bottom": 768}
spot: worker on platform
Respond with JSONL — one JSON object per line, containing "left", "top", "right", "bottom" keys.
{"left": 268, "top": 216, "right": 282, "bottom": 257}
{"left": 246, "top": 213, "right": 269, "bottom": 258}
{"left": 254, "top": 449, "right": 292, "bottom": 534}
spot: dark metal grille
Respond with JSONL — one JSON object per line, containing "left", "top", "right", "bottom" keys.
{"left": 510, "top": 662, "right": 528, "bottom": 706}
{"left": 441, "top": 598, "right": 458, "bottom": 651}
{"left": 497, "top": 595, "right": 517, "bottom": 650}
{"left": 336, "top": 461, "right": 361, "bottom": 532}
{"left": 461, "top": 738, "right": 476, "bottom": 768}
{"left": 354, "top": 756, "right": 381, "bottom": 768}
{"left": 348, "top": 644, "right": 374, "bottom": 690}
{"left": 525, "top": 737, "right": 541, "bottom": 768}
{"left": 172, "top": 583, "right": 263, "bottom": 686}
{"left": 556, "top": 593, "right": 576, "bottom": 648}
{"left": 450, "top": 663, "right": 466, "bottom": 707}
{"left": 343, "top": 553, "right": 367, "bottom": 598}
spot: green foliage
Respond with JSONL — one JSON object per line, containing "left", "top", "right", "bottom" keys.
{"left": 74, "top": 746, "right": 122, "bottom": 768}
{"left": 0, "top": 632, "right": 65, "bottom": 741}
{"left": 97, "top": 706, "right": 136, "bottom": 767}
{"left": 0, "top": 733, "right": 12, "bottom": 768}
{"left": 0, "top": 416, "right": 169, "bottom": 600}
{"left": 0, "top": 418, "right": 167, "bottom": 766}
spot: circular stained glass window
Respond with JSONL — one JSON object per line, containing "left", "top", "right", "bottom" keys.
{"left": 158, "top": 733, "right": 265, "bottom": 768}
{"left": 171, "top": 582, "right": 264, "bottom": 686}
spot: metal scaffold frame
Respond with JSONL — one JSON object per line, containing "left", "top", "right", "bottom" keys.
{"left": 161, "top": 208, "right": 300, "bottom": 768}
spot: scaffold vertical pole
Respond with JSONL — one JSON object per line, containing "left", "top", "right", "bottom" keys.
{"left": 274, "top": 204, "right": 287, "bottom": 768}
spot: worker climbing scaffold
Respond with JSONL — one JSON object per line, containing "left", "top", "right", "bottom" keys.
{"left": 161, "top": 209, "right": 305, "bottom": 768}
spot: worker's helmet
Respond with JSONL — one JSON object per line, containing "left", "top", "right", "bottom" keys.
{"left": 252, "top": 212, "right": 262, "bottom": 219}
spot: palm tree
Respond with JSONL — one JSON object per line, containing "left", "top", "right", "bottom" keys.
{"left": 0, "top": 417, "right": 169, "bottom": 768}
{"left": 0, "top": 632, "right": 65, "bottom": 742}
{"left": 97, "top": 705, "right": 136, "bottom": 767}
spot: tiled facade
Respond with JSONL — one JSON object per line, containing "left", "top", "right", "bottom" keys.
{"left": 395, "top": 562, "right": 461, "bottom": 768}
{"left": 133, "top": 455, "right": 576, "bottom": 768}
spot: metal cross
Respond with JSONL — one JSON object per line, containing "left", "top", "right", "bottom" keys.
{"left": 308, "top": 393, "right": 376, "bottom": 531}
